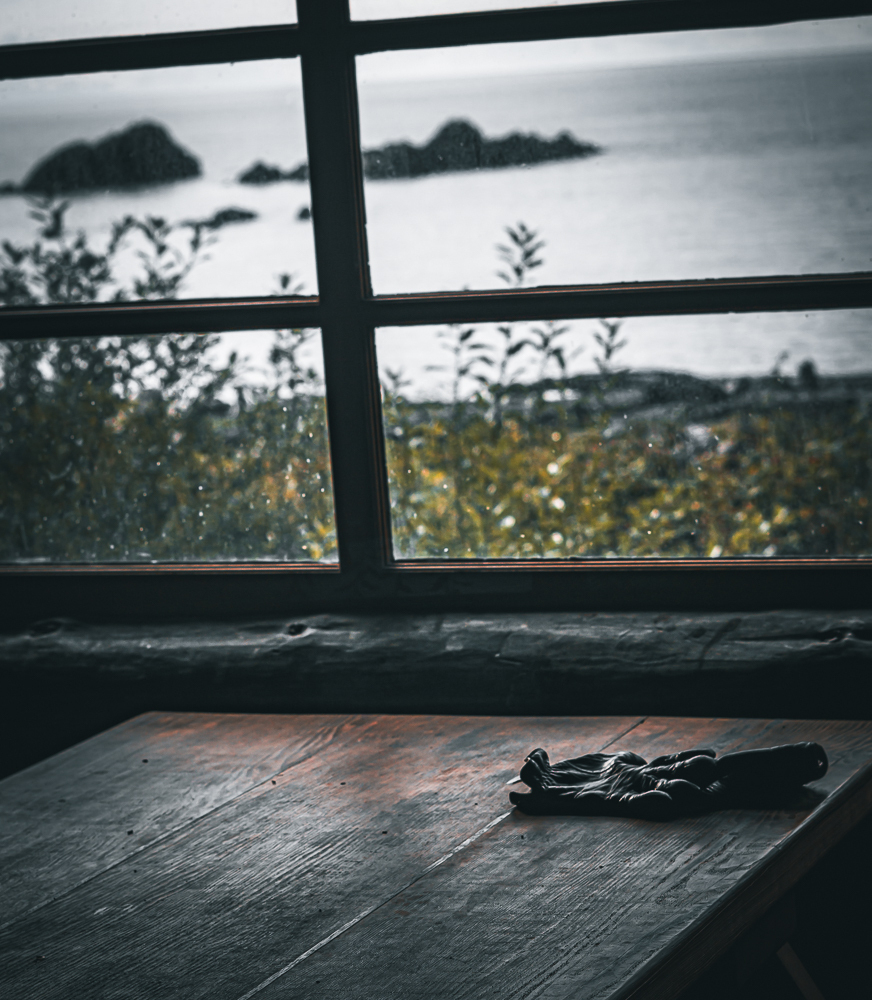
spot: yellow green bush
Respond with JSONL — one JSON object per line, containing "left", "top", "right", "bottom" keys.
{"left": 383, "top": 396, "right": 871, "bottom": 559}
{"left": 3, "top": 209, "right": 869, "bottom": 563}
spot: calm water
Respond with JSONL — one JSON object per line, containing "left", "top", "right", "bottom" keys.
{"left": 1, "top": 50, "right": 871, "bottom": 384}
{"left": 358, "top": 51, "right": 872, "bottom": 291}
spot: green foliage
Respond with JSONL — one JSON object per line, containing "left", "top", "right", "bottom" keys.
{"left": 383, "top": 224, "right": 872, "bottom": 560}
{"left": 0, "top": 199, "right": 335, "bottom": 563}
{"left": 383, "top": 397, "right": 871, "bottom": 559}
{"left": 495, "top": 221, "right": 543, "bottom": 287}
{"left": 3, "top": 208, "right": 869, "bottom": 564}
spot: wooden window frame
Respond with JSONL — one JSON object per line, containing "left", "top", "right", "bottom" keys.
{"left": 2, "top": 0, "right": 872, "bottom": 622}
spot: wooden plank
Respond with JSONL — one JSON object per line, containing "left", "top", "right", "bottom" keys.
{"left": 242, "top": 718, "right": 872, "bottom": 1000}
{"left": 0, "top": 714, "right": 640, "bottom": 1000}
{"left": 0, "top": 711, "right": 365, "bottom": 927}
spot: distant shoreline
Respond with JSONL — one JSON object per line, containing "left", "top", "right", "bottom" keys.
{"left": 395, "top": 368, "right": 872, "bottom": 426}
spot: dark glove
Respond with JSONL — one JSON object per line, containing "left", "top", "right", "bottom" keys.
{"left": 509, "top": 742, "right": 828, "bottom": 820}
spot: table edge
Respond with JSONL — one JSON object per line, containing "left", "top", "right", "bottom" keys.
{"left": 611, "top": 756, "right": 872, "bottom": 1000}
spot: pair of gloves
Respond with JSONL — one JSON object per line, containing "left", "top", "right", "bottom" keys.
{"left": 509, "top": 742, "right": 828, "bottom": 819}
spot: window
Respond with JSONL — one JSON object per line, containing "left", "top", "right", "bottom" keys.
{"left": 1, "top": 0, "right": 871, "bottom": 619}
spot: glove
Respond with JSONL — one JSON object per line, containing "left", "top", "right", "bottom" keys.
{"left": 508, "top": 742, "right": 828, "bottom": 820}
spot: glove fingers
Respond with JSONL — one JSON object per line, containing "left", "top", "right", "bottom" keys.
{"left": 519, "top": 748, "right": 551, "bottom": 790}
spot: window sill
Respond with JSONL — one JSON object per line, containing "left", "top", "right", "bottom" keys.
{"left": 2, "top": 609, "right": 870, "bottom": 778}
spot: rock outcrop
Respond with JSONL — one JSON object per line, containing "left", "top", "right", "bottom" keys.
{"left": 193, "top": 207, "right": 257, "bottom": 230}
{"left": 363, "top": 119, "right": 601, "bottom": 179}
{"left": 238, "top": 119, "right": 600, "bottom": 185}
{"left": 237, "top": 162, "right": 289, "bottom": 185}
{"left": 19, "top": 121, "right": 201, "bottom": 196}
{"left": 237, "top": 160, "right": 309, "bottom": 185}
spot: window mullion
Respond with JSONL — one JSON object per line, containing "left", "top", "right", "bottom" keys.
{"left": 351, "top": 0, "right": 872, "bottom": 54}
{"left": 362, "top": 273, "right": 872, "bottom": 327}
{"left": 0, "top": 25, "right": 301, "bottom": 81}
{"left": 298, "top": 0, "right": 393, "bottom": 580}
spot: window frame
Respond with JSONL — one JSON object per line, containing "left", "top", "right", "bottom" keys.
{"left": 2, "top": 0, "right": 872, "bottom": 621}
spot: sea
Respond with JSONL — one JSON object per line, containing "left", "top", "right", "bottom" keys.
{"left": 1, "top": 47, "right": 871, "bottom": 396}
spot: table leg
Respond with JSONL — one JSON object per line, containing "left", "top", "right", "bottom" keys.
{"left": 776, "top": 942, "right": 826, "bottom": 1000}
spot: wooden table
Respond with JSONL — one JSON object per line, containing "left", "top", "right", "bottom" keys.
{"left": 1, "top": 713, "right": 870, "bottom": 999}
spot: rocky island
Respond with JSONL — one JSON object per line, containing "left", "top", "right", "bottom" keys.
{"left": 238, "top": 119, "right": 601, "bottom": 185}
{"left": 6, "top": 121, "right": 201, "bottom": 196}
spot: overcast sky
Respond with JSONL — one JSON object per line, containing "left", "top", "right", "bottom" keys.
{"left": 0, "top": 1, "right": 295, "bottom": 46}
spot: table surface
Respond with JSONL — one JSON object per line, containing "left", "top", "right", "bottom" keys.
{"left": 1, "top": 713, "right": 871, "bottom": 1000}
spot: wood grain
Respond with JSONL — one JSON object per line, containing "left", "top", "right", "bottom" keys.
{"left": 0, "top": 711, "right": 361, "bottom": 926}
{"left": 246, "top": 718, "right": 872, "bottom": 1000}
{"left": 1, "top": 714, "right": 869, "bottom": 1000}
{"left": 0, "top": 714, "right": 638, "bottom": 1000}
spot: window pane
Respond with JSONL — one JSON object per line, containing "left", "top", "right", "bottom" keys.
{"left": 0, "top": 328, "right": 337, "bottom": 563}
{"left": 0, "top": 60, "right": 316, "bottom": 305}
{"left": 2, "top": 1, "right": 296, "bottom": 46}
{"left": 357, "top": 18, "right": 872, "bottom": 293}
{"left": 352, "top": 1, "right": 586, "bottom": 19}
{"left": 377, "top": 309, "right": 872, "bottom": 559}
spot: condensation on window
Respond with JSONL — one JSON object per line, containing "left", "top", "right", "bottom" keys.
{"left": 0, "top": 328, "right": 337, "bottom": 563}
{"left": 377, "top": 307, "right": 872, "bottom": 559}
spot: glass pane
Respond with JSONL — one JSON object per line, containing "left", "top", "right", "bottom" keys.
{"left": 0, "top": 328, "right": 337, "bottom": 563}
{"left": 3, "top": 1, "right": 296, "bottom": 46}
{"left": 377, "top": 307, "right": 872, "bottom": 559}
{"left": 357, "top": 18, "right": 872, "bottom": 293}
{"left": 353, "top": 1, "right": 585, "bottom": 19}
{"left": 0, "top": 60, "right": 316, "bottom": 305}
